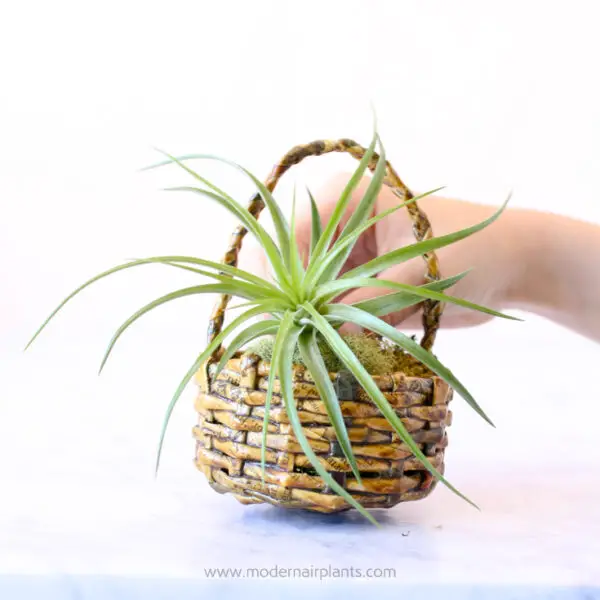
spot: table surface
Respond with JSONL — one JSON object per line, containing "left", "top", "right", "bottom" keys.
{"left": 1, "top": 324, "right": 599, "bottom": 600}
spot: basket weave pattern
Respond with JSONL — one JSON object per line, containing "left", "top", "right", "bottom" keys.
{"left": 194, "top": 138, "right": 452, "bottom": 512}
{"left": 194, "top": 355, "right": 453, "bottom": 512}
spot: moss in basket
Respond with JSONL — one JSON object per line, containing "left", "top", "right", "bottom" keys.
{"left": 248, "top": 332, "right": 429, "bottom": 376}
{"left": 25, "top": 128, "right": 518, "bottom": 525}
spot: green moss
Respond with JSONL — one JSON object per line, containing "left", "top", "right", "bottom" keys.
{"left": 246, "top": 332, "right": 432, "bottom": 376}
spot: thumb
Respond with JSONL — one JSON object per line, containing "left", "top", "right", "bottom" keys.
{"left": 337, "top": 258, "right": 426, "bottom": 333}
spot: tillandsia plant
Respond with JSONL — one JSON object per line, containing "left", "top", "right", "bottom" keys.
{"left": 26, "top": 129, "right": 517, "bottom": 524}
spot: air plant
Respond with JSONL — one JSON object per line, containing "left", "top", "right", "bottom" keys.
{"left": 26, "top": 129, "right": 516, "bottom": 523}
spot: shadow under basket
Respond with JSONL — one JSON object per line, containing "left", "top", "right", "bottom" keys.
{"left": 192, "top": 137, "right": 453, "bottom": 513}
{"left": 193, "top": 353, "right": 453, "bottom": 513}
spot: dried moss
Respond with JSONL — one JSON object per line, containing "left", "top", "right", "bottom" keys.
{"left": 246, "top": 332, "right": 433, "bottom": 377}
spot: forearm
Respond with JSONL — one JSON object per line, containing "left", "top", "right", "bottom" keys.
{"left": 507, "top": 210, "right": 600, "bottom": 342}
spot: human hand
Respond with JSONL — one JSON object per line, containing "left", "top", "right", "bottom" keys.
{"left": 240, "top": 172, "right": 529, "bottom": 332}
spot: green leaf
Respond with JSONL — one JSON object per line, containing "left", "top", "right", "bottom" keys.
{"left": 278, "top": 322, "right": 380, "bottom": 525}
{"left": 297, "top": 329, "right": 362, "bottom": 485}
{"left": 145, "top": 152, "right": 292, "bottom": 270}
{"left": 164, "top": 186, "right": 295, "bottom": 297}
{"left": 24, "top": 258, "right": 195, "bottom": 350}
{"left": 260, "top": 311, "right": 295, "bottom": 479}
{"left": 343, "top": 194, "right": 512, "bottom": 280}
{"left": 130, "top": 258, "right": 289, "bottom": 304}
{"left": 155, "top": 304, "right": 278, "bottom": 473}
{"left": 301, "top": 302, "right": 478, "bottom": 510}
{"left": 225, "top": 300, "right": 261, "bottom": 311}
{"left": 312, "top": 188, "right": 443, "bottom": 288}
{"left": 351, "top": 272, "right": 469, "bottom": 316}
{"left": 131, "top": 255, "right": 284, "bottom": 291}
{"left": 315, "top": 135, "right": 388, "bottom": 283}
{"left": 149, "top": 149, "right": 233, "bottom": 203}
{"left": 307, "top": 188, "right": 323, "bottom": 260}
{"left": 288, "top": 186, "right": 305, "bottom": 294}
{"left": 306, "top": 133, "right": 377, "bottom": 276}
{"left": 339, "top": 137, "right": 387, "bottom": 236}
{"left": 146, "top": 259, "right": 289, "bottom": 304}
{"left": 317, "top": 277, "right": 519, "bottom": 321}
{"left": 323, "top": 303, "right": 494, "bottom": 428}
{"left": 99, "top": 282, "right": 270, "bottom": 373}
{"left": 214, "top": 318, "right": 281, "bottom": 378}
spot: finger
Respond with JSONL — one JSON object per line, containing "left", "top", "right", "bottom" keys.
{"left": 337, "top": 259, "right": 426, "bottom": 333}
{"left": 338, "top": 257, "right": 496, "bottom": 333}
{"left": 240, "top": 172, "right": 369, "bottom": 273}
{"left": 295, "top": 173, "right": 378, "bottom": 263}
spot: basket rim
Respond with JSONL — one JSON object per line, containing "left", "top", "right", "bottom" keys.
{"left": 201, "top": 349, "right": 439, "bottom": 389}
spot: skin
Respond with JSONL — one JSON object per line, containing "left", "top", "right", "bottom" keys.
{"left": 241, "top": 173, "right": 600, "bottom": 343}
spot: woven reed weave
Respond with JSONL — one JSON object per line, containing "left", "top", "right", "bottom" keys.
{"left": 194, "top": 355, "right": 452, "bottom": 512}
{"left": 194, "top": 139, "right": 452, "bottom": 512}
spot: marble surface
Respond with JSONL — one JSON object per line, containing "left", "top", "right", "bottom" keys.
{"left": 3, "top": 473, "right": 600, "bottom": 599}
{"left": 1, "top": 322, "right": 600, "bottom": 599}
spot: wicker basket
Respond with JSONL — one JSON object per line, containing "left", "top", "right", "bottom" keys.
{"left": 193, "top": 139, "right": 453, "bottom": 513}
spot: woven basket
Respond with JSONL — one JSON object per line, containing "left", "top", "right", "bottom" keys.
{"left": 193, "top": 139, "right": 453, "bottom": 513}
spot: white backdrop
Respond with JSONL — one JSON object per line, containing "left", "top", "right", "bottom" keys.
{"left": 1, "top": 0, "right": 600, "bottom": 590}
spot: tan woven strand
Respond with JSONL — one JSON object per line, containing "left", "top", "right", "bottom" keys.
{"left": 194, "top": 360, "right": 453, "bottom": 513}
{"left": 207, "top": 139, "right": 443, "bottom": 359}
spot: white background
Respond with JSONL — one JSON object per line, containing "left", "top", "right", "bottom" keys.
{"left": 1, "top": 0, "right": 600, "bottom": 595}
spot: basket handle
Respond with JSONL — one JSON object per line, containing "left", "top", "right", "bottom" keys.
{"left": 207, "top": 138, "right": 443, "bottom": 360}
